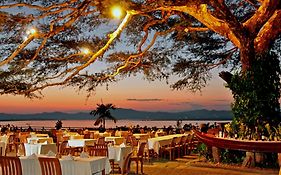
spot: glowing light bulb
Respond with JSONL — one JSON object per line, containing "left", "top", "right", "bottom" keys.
{"left": 26, "top": 27, "right": 37, "bottom": 35}
{"left": 81, "top": 48, "right": 91, "bottom": 55}
{"left": 111, "top": 6, "right": 122, "bottom": 19}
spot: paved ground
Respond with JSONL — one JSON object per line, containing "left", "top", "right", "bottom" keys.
{"left": 124, "top": 154, "right": 280, "bottom": 175}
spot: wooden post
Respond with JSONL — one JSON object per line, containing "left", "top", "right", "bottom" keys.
{"left": 278, "top": 153, "right": 281, "bottom": 167}
{"left": 212, "top": 146, "right": 221, "bottom": 163}
{"left": 242, "top": 152, "right": 255, "bottom": 167}
{"left": 255, "top": 152, "right": 264, "bottom": 164}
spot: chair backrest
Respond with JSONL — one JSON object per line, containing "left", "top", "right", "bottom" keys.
{"left": 0, "top": 156, "right": 22, "bottom": 175}
{"left": 88, "top": 144, "right": 108, "bottom": 156}
{"left": 38, "top": 157, "right": 62, "bottom": 175}
{"left": 56, "top": 133, "right": 64, "bottom": 143}
{"left": 59, "top": 140, "right": 69, "bottom": 155}
{"left": 137, "top": 142, "right": 147, "bottom": 157}
{"left": 8, "top": 134, "right": 16, "bottom": 144}
{"left": 84, "top": 133, "right": 91, "bottom": 139}
{"left": 126, "top": 136, "right": 138, "bottom": 147}
{"left": 96, "top": 137, "right": 105, "bottom": 144}
{"left": 122, "top": 152, "right": 133, "bottom": 175}
{"left": 19, "top": 142, "right": 26, "bottom": 156}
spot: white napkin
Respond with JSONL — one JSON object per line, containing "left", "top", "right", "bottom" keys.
{"left": 42, "top": 141, "right": 48, "bottom": 144}
{"left": 120, "top": 143, "right": 126, "bottom": 147}
{"left": 62, "top": 154, "right": 74, "bottom": 160}
{"left": 27, "top": 153, "right": 37, "bottom": 159}
{"left": 46, "top": 150, "right": 56, "bottom": 156}
{"left": 80, "top": 151, "right": 89, "bottom": 158}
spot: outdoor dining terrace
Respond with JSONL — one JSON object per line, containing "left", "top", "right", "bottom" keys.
{"left": 0, "top": 128, "right": 199, "bottom": 175}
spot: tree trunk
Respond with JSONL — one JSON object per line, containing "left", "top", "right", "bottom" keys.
{"left": 240, "top": 38, "right": 255, "bottom": 72}
{"left": 103, "top": 119, "right": 106, "bottom": 129}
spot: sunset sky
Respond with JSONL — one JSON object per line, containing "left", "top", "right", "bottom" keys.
{"left": 0, "top": 71, "right": 233, "bottom": 114}
{"left": 0, "top": 7, "right": 234, "bottom": 114}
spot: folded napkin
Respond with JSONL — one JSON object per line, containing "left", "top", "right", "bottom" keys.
{"left": 62, "top": 154, "right": 74, "bottom": 160}
{"left": 80, "top": 151, "right": 89, "bottom": 158}
{"left": 46, "top": 150, "right": 56, "bottom": 156}
{"left": 27, "top": 153, "right": 38, "bottom": 159}
{"left": 120, "top": 143, "right": 126, "bottom": 147}
{"left": 42, "top": 141, "right": 48, "bottom": 144}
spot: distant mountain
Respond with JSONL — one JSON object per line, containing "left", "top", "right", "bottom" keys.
{"left": 0, "top": 108, "right": 233, "bottom": 121}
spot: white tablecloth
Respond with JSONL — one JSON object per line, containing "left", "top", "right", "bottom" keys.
{"left": 133, "top": 134, "right": 149, "bottom": 139}
{"left": 68, "top": 139, "right": 96, "bottom": 147}
{"left": 69, "top": 135, "right": 84, "bottom": 140}
{"left": 108, "top": 146, "right": 132, "bottom": 171}
{"left": 24, "top": 143, "right": 57, "bottom": 156}
{"left": 27, "top": 137, "right": 54, "bottom": 144}
{"left": 30, "top": 134, "right": 49, "bottom": 138}
{"left": 147, "top": 134, "right": 185, "bottom": 154}
{"left": 19, "top": 156, "right": 111, "bottom": 175}
{"left": 0, "top": 141, "right": 6, "bottom": 156}
{"left": 105, "top": 137, "right": 125, "bottom": 145}
{"left": 0, "top": 135, "right": 8, "bottom": 143}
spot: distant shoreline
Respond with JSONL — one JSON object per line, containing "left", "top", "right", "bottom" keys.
{"left": 0, "top": 119, "right": 231, "bottom": 129}
{"left": 0, "top": 118, "right": 232, "bottom": 122}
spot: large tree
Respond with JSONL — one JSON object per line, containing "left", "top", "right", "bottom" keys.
{"left": 0, "top": 0, "right": 280, "bottom": 137}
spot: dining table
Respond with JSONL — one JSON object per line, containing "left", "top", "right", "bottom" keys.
{"left": 0, "top": 135, "right": 9, "bottom": 156}
{"left": 30, "top": 133, "right": 49, "bottom": 138}
{"left": 108, "top": 145, "right": 132, "bottom": 171}
{"left": 27, "top": 137, "right": 54, "bottom": 144}
{"left": 105, "top": 137, "right": 125, "bottom": 145}
{"left": 24, "top": 143, "right": 57, "bottom": 156}
{"left": 133, "top": 133, "right": 149, "bottom": 140}
{"left": 19, "top": 155, "right": 111, "bottom": 175}
{"left": 0, "top": 141, "right": 5, "bottom": 156}
{"left": 147, "top": 134, "right": 186, "bottom": 154}
{"left": 68, "top": 139, "right": 96, "bottom": 147}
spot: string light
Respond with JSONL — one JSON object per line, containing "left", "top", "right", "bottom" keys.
{"left": 81, "top": 47, "right": 91, "bottom": 55}
{"left": 111, "top": 6, "right": 122, "bottom": 19}
{"left": 26, "top": 27, "right": 37, "bottom": 35}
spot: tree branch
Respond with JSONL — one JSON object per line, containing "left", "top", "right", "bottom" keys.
{"left": 155, "top": 5, "right": 241, "bottom": 48}
{"left": 255, "top": 9, "right": 281, "bottom": 53}
{"left": 243, "top": 0, "right": 279, "bottom": 36}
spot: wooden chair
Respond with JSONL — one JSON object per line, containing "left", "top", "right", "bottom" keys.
{"left": 130, "top": 142, "right": 146, "bottom": 174}
{"left": 0, "top": 156, "right": 22, "bottom": 175}
{"left": 126, "top": 135, "right": 138, "bottom": 147}
{"left": 122, "top": 152, "right": 133, "bottom": 175}
{"left": 5, "top": 134, "right": 20, "bottom": 155}
{"left": 59, "top": 140, "right": 73, "bottom": 155}
{"left": 18, "top": 142, "right": 26, "bottom": 156}
{"left": 161, "top": 137, "right": 176, "bottom": 160}
{"left": 187, "top": 134, "right": 198, "bottom": 154}
{"left": 56, "top": 132, "right": 64, "bottom": 153}
{"left": 38, "top": 157, "right": 62, "bottom": 175}
{"left": 96, "top": 137, "right": 105, "bottom": 144}
{"left": 84, "top": 133, "right": 91, "bottom": 139}
{"left": 174, "top": 136, "right": 186, "bottom": 158}
{"left": 88, "top": 144, "right": 108, "bottom": 156}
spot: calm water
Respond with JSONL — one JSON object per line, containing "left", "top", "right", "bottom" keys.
{"left": 0, "top": 119, "right": 230, "bottom": 129}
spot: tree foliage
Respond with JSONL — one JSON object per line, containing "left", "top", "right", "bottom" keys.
{"left": 0, "top": 0, "right": 280, "bottom": 98}
{"left": 228, "top": 52, "right": 281, "bottom": 138}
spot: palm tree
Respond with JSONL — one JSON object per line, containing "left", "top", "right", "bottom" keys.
{"left": 90, "top": 103, "right": 117, "bottom": 129}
